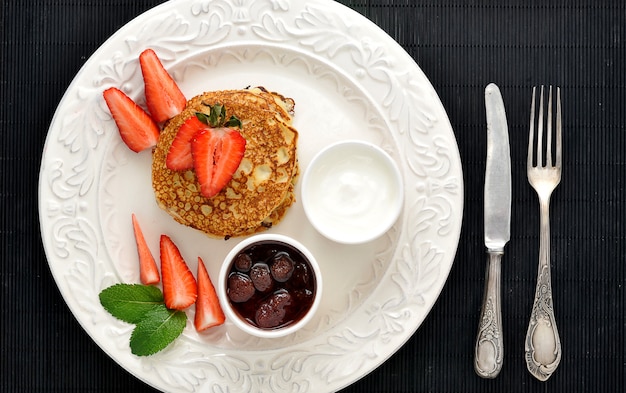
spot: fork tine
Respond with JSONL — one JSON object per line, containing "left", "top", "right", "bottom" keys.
{"left": 546, "top": 86, "right": 553, "bottom": 166}
{"left": 528, "top": 86, "right": 537, "bottom": 169}
{"left": 556, "top": 87, "right": 562, "bottom": 167}
{"left": 537, "top": 85, "right": 545, "bottom": 167}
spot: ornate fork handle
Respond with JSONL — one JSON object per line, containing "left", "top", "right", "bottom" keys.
{"left": 525, "top": 197, "right": 562, "bottom": 381}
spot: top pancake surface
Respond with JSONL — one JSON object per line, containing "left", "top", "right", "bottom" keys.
{"left": 152, "top": 88, "right": 298, "bottom": 238}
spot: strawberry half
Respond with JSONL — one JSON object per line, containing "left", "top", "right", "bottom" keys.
{"left": 194, "top": 257, "right": 225, "bottom": 331}
{"left": 103, "top": 87, "right": 160, "bottom": 153}
{"left": 191, "top": 127, "right": 246, "bottom": 198}
{"left": 166, "top": 116, "right": 208, "bottom": 171}
{"left": 139, "top": 48, "right": 187, "bottom": 123}
{"left": 131, "top": 214, "right": 160, "bottom": 285}
{"left": 160, "top": 235, "right": 197, "bottom": 310}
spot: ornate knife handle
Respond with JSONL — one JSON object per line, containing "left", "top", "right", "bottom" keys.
{"left": 474, "top": 252, "right": 503, "bottom": 378}
{"left": 525, "top": 200, "right": 562, "bottom": 381}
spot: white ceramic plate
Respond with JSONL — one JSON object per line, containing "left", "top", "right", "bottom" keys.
{"left": 38, "top": 0, "right": 463, "bottom": 391}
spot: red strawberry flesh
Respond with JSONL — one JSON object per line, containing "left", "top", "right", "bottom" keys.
{"left": 194, "top": 257, "right": 225, "bottom": 331}
{"left": 166, "top": 116, "right": 208, "bottom": 171}
{"left": 131, "top": 214, "right": 160, "bottom": 285}
{"left": 160, "top": 235, "right": 197, "bottom": 310}
{"left": 191, "top": 127, "right": 246, "bottom": 198}
{"left": 139, "top": 48, "right": 187, "bottom": 123}
{"left": 103, "top": 87, "right": 160, "bottom": 153}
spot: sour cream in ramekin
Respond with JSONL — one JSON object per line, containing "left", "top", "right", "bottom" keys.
{"left": 301, "top": 140, "right": 403, "bottom": 244}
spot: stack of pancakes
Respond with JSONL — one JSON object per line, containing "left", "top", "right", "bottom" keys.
{"left": 152, "top": 87, "right": 299, "bottom": 239}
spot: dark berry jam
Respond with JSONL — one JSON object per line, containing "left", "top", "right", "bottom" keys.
{"left": 226, "top": 240, "right": 316, "bottom": 330}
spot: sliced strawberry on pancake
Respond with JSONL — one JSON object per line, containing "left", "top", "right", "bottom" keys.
{"left": 191, "top": 126, "right": 246, "bottom": 198}
{"left": 166, "top": 116, "right": 208, "bottom": 171}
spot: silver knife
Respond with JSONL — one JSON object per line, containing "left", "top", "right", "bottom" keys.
{"left": 474, "top": 83, "right": 512, "bottom": 378}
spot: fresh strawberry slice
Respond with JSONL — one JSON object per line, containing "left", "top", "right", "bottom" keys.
{"left": 191, "top": 127, "right": 246, "bottom": 198}
{"left": 194, "top": 257, "right": 225, "bottom": 331}
{"left": 139, "top": 48, "right": 186, "bottom": 123}
{"left": 160, "top": 235, "right": 197, "bottom": 310}
{"left": 131, "top": 214, "right": 160, "bottom": 285}
{"left": 103, "top": 87, "right": 160, "bottom": 153}
{"left": 166, "top": 116, "right": 208, "bottom": 171}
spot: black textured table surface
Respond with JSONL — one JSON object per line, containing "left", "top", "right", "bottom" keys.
{"left": 2, "top": 0, "right": 624, "bottom": 392}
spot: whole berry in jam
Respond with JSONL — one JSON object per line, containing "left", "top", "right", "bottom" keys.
{"left": 255, "top": 290, "right": 293, "bottom": 329}
{"left": 270, "top": 252, "right": 294, "bottom": 282}
{"left": 227, "top": 273, "right": 255, "bottom": 303}
{"left": 250, "top": 263, "right": 273, "bottom": 292}
{"left": 234, "top": 253, "right": 252, "bottom": 272}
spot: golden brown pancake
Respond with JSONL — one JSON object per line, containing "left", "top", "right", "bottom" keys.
{"left": 152, "top": 88, "right": 298, "bottom": 239}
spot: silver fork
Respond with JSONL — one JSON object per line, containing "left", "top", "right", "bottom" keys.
{"left": 524, "top": 86, "right": 562, "bottom": 381}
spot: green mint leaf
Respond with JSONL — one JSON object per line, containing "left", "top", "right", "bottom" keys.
{"left": 99, "top": 284, "right": 164, "bottom": 324}
{"left": 129, "top": 305, "right": 187, "bottom": 356}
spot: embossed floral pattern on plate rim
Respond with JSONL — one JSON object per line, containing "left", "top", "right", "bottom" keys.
{"left": 38, "top": 0, "right": 464, "bottom": 392}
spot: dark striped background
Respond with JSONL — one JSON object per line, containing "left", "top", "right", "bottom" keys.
{"left": 1, "top": 0, "right": 624, "bottom": 392}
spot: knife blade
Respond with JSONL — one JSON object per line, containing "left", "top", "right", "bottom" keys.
{"left": 474, "top": 83, "right": 511, "bottom": 379}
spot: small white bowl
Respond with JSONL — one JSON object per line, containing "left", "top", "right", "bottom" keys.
{"left": 301, "top": 140, "right": 403, "bottom": 244}
{"left": 218, "top": 234, "right": 322, "bottom": 339}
